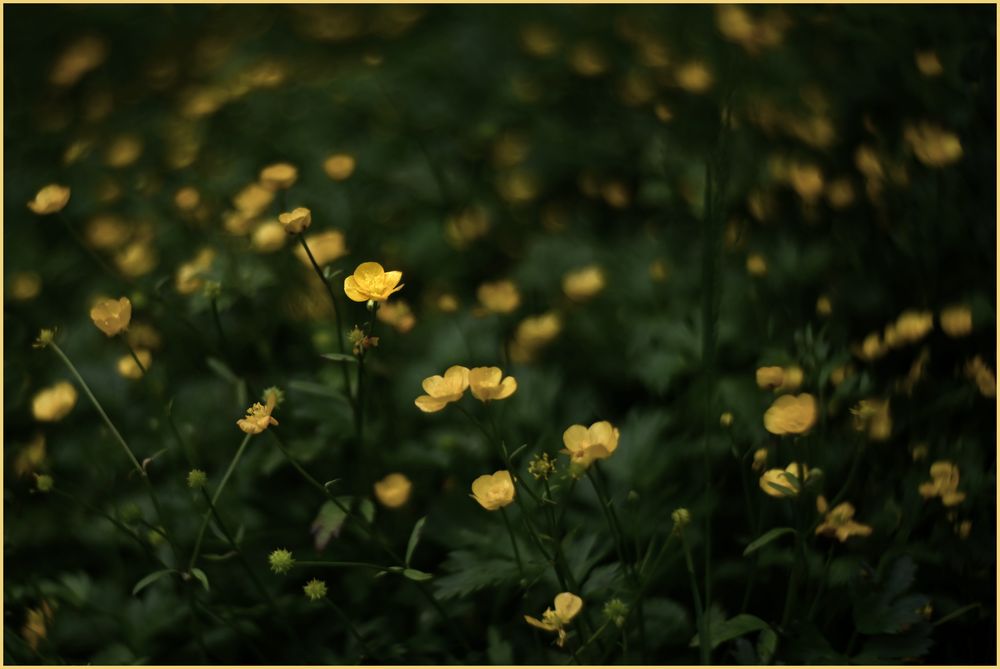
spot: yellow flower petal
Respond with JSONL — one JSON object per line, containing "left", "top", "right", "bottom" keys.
{"left": 343, "top": 276, "right": 368, "bottom": 302}
{"left": 414, "top": 395, "right": 449, "bottom": 413}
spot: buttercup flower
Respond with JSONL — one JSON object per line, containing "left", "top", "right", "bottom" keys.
{"left": 919, "top": 461, "right": 966, "bottom": 507}
{"left": 752, "top": 448, "right": 768, "bottom": 471}
{"left": 233, "top": 182, "right": 274, "bottom": 216}
{"left": 510, "top": 312, "right": 562, "bottom": 362}
{"left": 815, "top": 496, "right": 873, "bottom": 542}
{"left": 117, "top": 349, "right": 152, "bottom": 379}
{"left": 295, "top": 230, "right": 348, "bottom": 267}
{"left": 90, "top": 297, "right": 132, "bottom": 336}
{"left": 763, "top": 394, "right": 817, "bottom": 435}
{"left": 9, "top": 272, "right": 42, "bottom": 301}
{"left": 175, "top": 248, "right": 215, "bottom": 295}
{"left": 377, "top": 299, "right": 416, "bottom": 333}
{"left": 756, "top": 366, "right": 785, "bottom": 390}
{"left": 344, "top": 262, "right": 404, "bottom": 302}
{"left": 562, "top": 265, "right": 605, "bottom": 301}
{"left": 27, "top": 184, "right": 71, "bottom": 215}
{"left": 561, "top": 421, "right": 620, "bottom": 469}
{"left": 915, "top": 50, "right": 944, "bottom": 77}
{"left": 892, "top": 310, "right": 933, "bottom": 345}
{"left": 477, "top": 279, "right": 520, "bottom": 314}
{"left": 414, "top": 365, "right": 470, "bottom": 413}
{"left": 759, "top": 462, "right": 810, "bottom": 497}
{"left": 940, "top": 305, "right": 972, "bottom": 338}
{"left": 324, "top": 153, "right": 356, "bottom": 181}
{"left": 259, "top": 162, "right": 298, "bottom": 189}
{"left": 32, "top": 381, "right": 78, "bottom": 422}
{"left": 904, "top": 121, "right": 963, "bottom": 168}
{"left": 856, "top": 331, "right": 887, "bottom": 362}
{"left": 719, "top": 411, "right": 734, "bottom": 428}
{"left": 528, "top": 452, "right": 556, "bottom": 480}
{"left": 374, "top": 473, "right": 412, "bottom": 508}
{"left": 524, "top": 592, "right": 583, "bottom": 647}
{"left": 279, "top": 207, "right": 312, "bottom": 234}
{"left": 470, "top": 470, "right": 516, "bottom": 510}
{"left": 468, "top": 366, "right": 517, "bottom": 402}
{"left": 965, "top": 356, "right": 997, "bottom": 398}
{"left": 851, "top": 398, "right": 891, "bottom": 441}
{"left": 237, "top": 391, "right": 279, "bottom": 434}
{"left": 252, "top": 221, "right": 286, "bottom": 253}
{"left": 746, "top": 253, "right": 767, "bottom": 277}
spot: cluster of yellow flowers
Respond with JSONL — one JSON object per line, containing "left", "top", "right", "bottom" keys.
{"left": 414, "top": 365, "right": 517, "bottom": 413}
{"left": 561, "top": 421, "right": 620, "bottom": 471}
{"left": 855, "top": 308, "right": 943, "bottom": 362}
{"left": 755, "top": 365, "right": 803, "bottom": 393}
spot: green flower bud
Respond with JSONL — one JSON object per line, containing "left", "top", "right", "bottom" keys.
{"left": 671, "top": 507, "right": 691, "bottom": 533}
{"left": 268, "top": 548, "right": 295, "bottom": 575}
{"left": 34, "top": 474, "right": 54, "bottom": 493}
{"left": 187, "top": 469, "right": 207, "bottom": 489}
{"left": 603, "top": 597, "right": 629, "bottom": 628}
{"left": 303, "top": 578, "right": 327, "bottom": 601}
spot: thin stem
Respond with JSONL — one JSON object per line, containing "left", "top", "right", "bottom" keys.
{"left": 680, "top": 532, "right": 711, "bottom": 665}
{"left": 499, "top": 506, "right": 526, "bottom": 581}
{"left": 323, "top": 597, "right": 377, "bottom": 660}
{"left": 188, "top": 433, "right": 253, "bottom": 571}
{"left": 295, "top": 560, "right": 387, "bottom": 571}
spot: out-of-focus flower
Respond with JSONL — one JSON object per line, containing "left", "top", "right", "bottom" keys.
{"left": 323, "top": 153, "right": 356, "bottom": 181}
{"left": 415, "top": 365, "right": 470, "bottom": 413}
{"left": 27, "top": 184, "right": 71, "bottom": 215}
{"left": 469, "top": 367, "right": 517, "bottom": 402}
{"left": 904, "top": 122, "right": 962, "bottom": 168}
{"left": 788, "top": 162, "right": 824, "bottom": 203}
{"left": 520, "top": 24, "right": 560, "bottom": 57}
{"left": 377, "top": 299, "right": 416, "bottom": 333}
{"left": 649, "top": 259, "right": 670, "bottom": 282}
{"left": 117, "top": 349, "right": 152, "bottom": 380}
{"left": 374, "top": 473, "right": 413, "bottom": 508}
{"left": 601, "top": 181, "right": 630, "bottom": 208}
{"left": 303, "top": 578, "right": 327, "bottom": 601}
{"left": 825, "top": 178, "right": 855, "bottom": 209}
{"left": 174, "top": 187, "right": 201, "bottom": 211}
{"left": 127, "top": 323, "right": 162, "bottom": 350}
{"left": 719, "top": 412, "right": 734, "bottom": 428}
{"left": 259, "top": 162, "right": 298, "bottom": 190}
{"left": 715, "top": 5, "right": 788, "bottom": 53}
{"left": 279, "top": 207, "right": 312, "bottom": 234}
{"left": 252, "top": 221, "right": 287, "bottom": 253}
{"left": 855, "top": 331, "right": 887, "bottom": 362}
{"left": 176, "top": 248, "right": 215, "bottom": 295}
{"left": 816, "top": 295, "right": 833, "bottom": 316}
{"left": 14, "top": 434, "right": 46, "bottom": 477}
{"left": 233, "top": 182, "right": 275, "bottom": 217}
{"left": 756, "top": 366, "right": 785, "bottom": 390}
{"left": 764, "top": 394, "right": 817, "bottom": 435}
{"left": 114, "top": 241, "right": 157, "bottom": 278}
{"left": 915, "top": 50, "right": 944, "bottom": 77}
{"left": 910, "top": 442, "right": 930, "bottom": 462}
{"left": 850, "top": 398, "right": 892, "bottom": 441}
{"left": 759, "top": 462, "right": 810, "bottom": 497}
{"left": 919, "top": 461, "right": 966, "bottom": 507}
{"left": 295, "top": 230, "right": 348, "bottom": 267}
{"left": 344, "top": 262, "right": 404, "bottom": 302}
{"left": 562, "top": 265, "right": 605, "bottom": 301}
{"left": 104, "top": 134, "right": 143, "bottom": 168}
{"left": 477, "top": 280, "right": 521, "bottom": 314}
{"left": 32, "top": 381, "right": 78, "bottom": 422}
{"left": 90, "top": 297, "right": 131, "bottom": 336}
{"left": 964, "top": 356, "right": 996, "bottom": 398}
{"left": 746, "top": 253, "right": 767, "bottom": 277}
{"left": 470, "top": 470, "right": 516, "bottom": 510}
{"left": 940, "top": 305, "right": 972, "bottom": 337}
{"left": 9, "top": 272, "right": 42, "bottom": 301}
{"left": 815, "top": 496, "right": 873, "bottom": 542}
{"left": 892, "top": 310, "right": 933, "bottom": 345}
{"left": 956, "top": 519, "right": 972, "bottom": 539}
{"left": 21, "top": 601, "right": 54, "bottom": 651}
{"left": 85, "top": 214, "right": 130, "bottom": 249}
{"left": 496, "top": 169, "right": 539, "bottom": 203}
{"left": 570, "top": 43, "right": 607, "bottom": 76}
{"left": 51, "top": 35, "right": 107, "bottom": 86}
{"left": 561, "top": 421, "right": 619, "bottom": 469}
{"left": 671, "top": 508, "right": 692, "bottom": 532}
{"left": 445, "top": 207, "right": 490, "bottom": 248}
{"left": 524, "top": 592, "right": 583, "bottom": 647}
{"left": 675, "top": 61, "right": 713, "bottom": 93}
{"left": 752, "top": 448, "right": 768, "bottom": 472}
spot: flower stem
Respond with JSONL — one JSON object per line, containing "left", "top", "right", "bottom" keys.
{"left": 188, "top": 432, "right": 253, "bottom": 571}
{"left": 680, "top": 531, "right": 711, "bottom": 665}
{"left": 323, "top": 596, "right": 377, "bottom": 660}
{"left": 499, "top": 506, "right": 526, "bottom": 580}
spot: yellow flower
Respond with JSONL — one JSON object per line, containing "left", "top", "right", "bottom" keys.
{"left": 746, "top": 253, "right": 768, "bottom": 277}
{"left": 816, "top": 295, "right": 833, "bottom": 316}
{"left": 324, "top": 153, "right": 356, "bottom": 181}
{"left": 252, "top": 221, "right": 287, "bottom": 253}
{"left": 510, "top": 311, "right": 562, "bottom": 363}
{"left": 892, "top": 310, "right": 933, "bottom": 345}
{"left": 374, "top": 473, "right": 413, "bottom": 508}
{"left": 27, "top": 184, "right": 71, "bottom": 215}
{"left": 918, "top": 461, "right": 966, "bottom": 507}
{"left": 561, "top": 421, "right": 620, "bottom": 469}
{"left": 851, "top": 398, "right": 891, "bottom": 441}
{"left": 90, "top": 297, "right": 132, "bottom": 336}
{"left": 755, "top": 366, "right": 785, "bottom": 390}
{"left": 343, "top": 262, "right": 404, "bottom": 303}
{"left": 778, "top": 366, "right": 804, "bottom": 392}
{"left": 436, "top": 293, "right": 459, "bottom": 312}
{"left": 415, "top": 365, "right": 470, "bottom": 413}
{"left": 470, "top": 470, "right": 516, "bottom": 510}
{"left": 233, "top": 182, "right": 275, "bottom": 217}
{"left": 445, "top": 207, "right": 490, "bottom": 248}
{"left": 675, "top": 60, "right": 713, "bottom": 93}
{"left": 562, "top": 265, "right": 605, "bottom": 301}
{"left": 114, "top": 241, "right": 157, "bottom": 278}
{"left": 570, "top": 43, "right": 608, "bottom": 77}
{"left": 964, "top": 356, "right": 997, "bottom": 398}
{"left": 856, "top": 331, "right": 887, "bottom": 362}
{"left": 259, "top": 162, "right": 298, "bottom": 189}
{"left": 468, "top": 366, "right": 517, "bottom": 402}
{"left": 759, "top": 462, "right": 809, "bottom": 497}
{"left": 940, "top": 305, "right": 972, "bottom": 337}
{"left": 719, "top": 412, "right": 734, "bottom": 428}
{"left": 915, "top": 50, "right": 944, "bottom": 77}
{"left": 377, "top": 299, "right": 416, "bottom": 333}
{"left": 174, "top": 187, "right": 201, "bottom": 211}
{"left": 175, "top": 248, "right": 215, "bottom": 295}
{"left": 237, "top": 394, "right": 279, "bottom": 434}
{"left": 788, "top": 162, "right": 824, "bottom": 203}
{"left": 295, "top": 230, "right": 348, "bottom": 267}
{"left": 279, "top": 207, "right": 312, "bottom": 234}
{"left": 50, "top": 34, "right": 107, "bottom": 86}
{"left": 815, "top": 496, "right": 873, "bottom": 542}
{"left": 21, "top": 601, "right": 54, "bottom": 651}
{"left": 763, "top": 394, "right": 817, "bottom": 435}
{"left": 752, "top": 448, "right": 768, "bottom": 472}
{"left": 9, "top": 272, "right": 42, "bottom": 301}
{"left": 117, "top": 349, "right": 152, "bottom": 380}
{"left": 84, "top": 214, "right": 127, "bottom": 249}
{"left": 524, "top": 592, "right": 583, "bottom": 647}
{"left": 904, "top": 121, "right": 962, "bottom": 168}
{"left": 14, "top": 434, "right": 46, "bottom": 477}
{"left": 104, "top": 134, "right": 143, "bottom": 168}
{"left": 477, "top": 279, "right": 521, "bottom": 314}
{"left": 825, "top": 179, "right": 854, "bottom": 209}
{"left": 32, "top": 381, "right": 78, "bottom": 422}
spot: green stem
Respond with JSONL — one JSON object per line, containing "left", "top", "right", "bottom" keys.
{"left": 188, "top": 433, "right": 253, "bottom": 571}
{"left": 295, "top": 560, "right": 387, "bottom": 571}
{"left": 297, "top": 234, "right": 352, "bottom": 399}
{"left": 323, "top": 597, "right": 377, "bottom": 660}
{"left": 51, "top": 487, "right": 165, "bottom": 567}
{"left": 499, "top": 506, "right": 526, "bottom": 581}
{"left": 681, "top": 532, "right": 711, "bottom": 665}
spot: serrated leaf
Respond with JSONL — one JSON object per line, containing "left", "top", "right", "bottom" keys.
{"left": 132, "top": 569, "right": 175, "bottom": 596}
{"left": 405, "top": 516, "right": 427, "bottom": 567}
{"left": 743, "top": 527, "right": 796, "bottom": 556}
{"left": 402, "top": 568, "right": 433, "bottom": 582}
{"left": 190, "top": 568, "right": 210, "bottom": 592}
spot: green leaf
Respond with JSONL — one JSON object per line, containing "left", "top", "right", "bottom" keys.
{"left": 189, "top": 568, "right": 210, "bottom": 592}
{"left": 402, "top": 568, "right": 433, "bottom": 582}
{"left": 690, "top": 613, "right": 770, "bottom": 649}
{"left": 743, "top": 527, "right": 796, "bottom": 556}
{"left": 321, "top": 353, "right": 358, "bottom": 363}
{"left": 756, "top": 628, "right": 778, "bottom": 663}
{"left": 405, "top": 516, "right": 427, "bottom": 567}
{"left": 310, "top": 497, "right": 354, "bottom": 551}
{"left": 132, "top": 569, "right": 175, "bottom": 596}
{"left": 205, "top": 357, "right": 239, "bottom": 384}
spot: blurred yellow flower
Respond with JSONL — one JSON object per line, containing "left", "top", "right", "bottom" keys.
{"left": 27, "top": 184, "right": 71, "bottom": 215}
{"left": 759, "top": 462, "right": 809, "bottom": 497}
{"left": 21, "top": 601, "right": 54, "bottom": 651}
{"left": 904, "top": 121, "right": 962, "bottom": 168}
{"left": 32, "top": 381, "right": 78, "bottom": 422}
{"left": 259, "top": 162, "right": 298, "bottom": 189}
{"left": 295, "top": 230, "right": 348, "bottom": 267}
{"left": 719, "top": 411, "right": 734, "bottom": 428}
{"left": 9, "top": 272, "right": 42, "bottom": 301}
{"left": 114, "top": 241, "right": 157, "bottom": 278}
{"left": 561, "top": 421, "right": 620, "bottom": 469}
{"left": 816, "top": 295, "right": 833, "bottom": 316}
{"left": 520, "top": 24, "right": 559, "bottom": 57}
{"left": 892, "top": 309, "right": 933, "bottom": 345}
{"left": 940, "top": 305, "right": 972, "bottom": 337}
{"left": 233, "top": 182, "right": 275, "bottom": 217}
{"left": 14, "top": 434, "right": 46, "bottom": 477}
{"left": 90, "top": 297, "right": 132, "bottom": 336}
{"left": 856, "top": 331, "right": 887, "bottom": 362}
{"left": 788, "top": 162, "right": 824, "bottom": 203}
{"left": 746, "top": 253, "right": 768, "bottom": 277}
{"left": 343, "top": 262, "right": 404, "bottom": 303}
{"left": 445, "top": 207, "right": 490, "bottom": 248}
{"left": 470, "top": 470, "right": 516, "bottom": 510}
{"left": 755, "top": 366, "right": 785, "bottom": 390}
{"left": 477, "top": 279, "right": 521, "bottom": 314}
{"left": 117, "top": 349, "right": 152, "bottom": 380}
{"left": 104, "top": 134, "right": 143, "bottom": 168}
{"left": 436, "top": 293, "right": 459, "bottom": 312}
{"left": 850, "top": 398, "right": 891, "bottom": 441}
{"left": 415, "top": 365, "right": 470, "bottom": 413}
{"left": 252, "top": 221, "right": 286, "bottom": 253}
{"left": 965, "top": 356, "right": 996, "bottom": 398}
{"left": 237, "top": 396, "right": 279, "bottom": 434}
{"left": 570, "top": 43, "right": 608, "bottom": 76}
{"left": 524, "top": 592, "right": 583, "bottom": 648}
{"left": 562, "top": 265, "right": 605, "bottom": 301}
{"left": 512, "top": 312, "right": 561, "bottom": 352}
{"left": 919, "top": 461, "right": 966, "bottom": 507}
{"left": 278, "top": 207, "right": 312, "bottom": 235}
{"left": 176, "top": 248, "right": 215, "bottom": 295}
{"left": 323, "top": 153, "right": 356, "bottom": 181}
{"left": 825, "top": 178, "right": 855, "bottom": 209}
{"left": 915, "top": 50, "right": 944, "bottom": 77}
{"left": 764, "top": 393, "right": 817, "bottom": 435}
{"left": 715, "top": 5, "right": 787, "bottom": 53}
{"left": 374, "top": 473, "right": 413, "bottom": 508}
{"left": 469, "top": 366, "right": 517, "bottom": 402}
{"left": 752, "top": 448, "right": 768, "bottom": 472}
{"left": 50, "top": 35, "right": 107, "bottom": 86}
{"left": 174, "top": 187, "right": 201, "bottom": 211}
{"left": 85, "top": 214, "right": 129, "bottom": 249}
{"left": 815, "top": 496, "right": 873, "bottom": 542}
{"left": 675, "top": 60, "right": 713, "bottom": 93}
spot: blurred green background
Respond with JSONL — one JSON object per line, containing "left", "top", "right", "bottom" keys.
{"left": 4, "top": 4, "right": 997, "bottom": 665}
